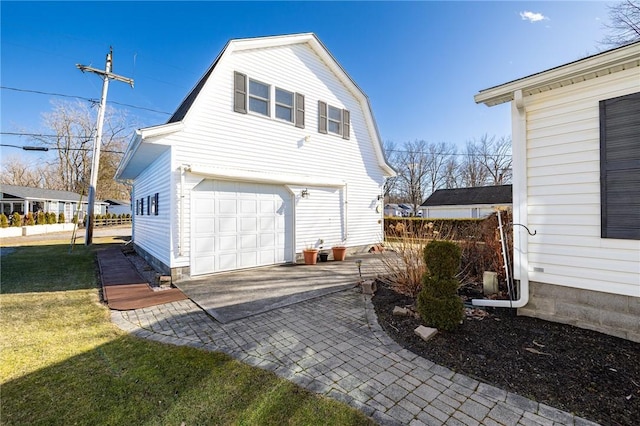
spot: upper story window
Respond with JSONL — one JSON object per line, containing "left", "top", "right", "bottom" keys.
{"left": 318, "top": 100, "right": 350, "bottom": 140}
{"left": 234, "top": 71, "right": 305, "bottom": 128}
{"left": 275, "top": 88, "right": 294, "bottom": 122}
{"left": 249, "top": 79, "right": 270, "bottom": 116}
{"left": 328, "top": 105, "right": 342, "bottom": 134}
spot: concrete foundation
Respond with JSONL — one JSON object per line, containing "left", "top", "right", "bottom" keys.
{"left": 133, "top": 244, "right": 190, "bottom": 283}
{"left": 518, "top": 281, "right": 640, "bottom": 343}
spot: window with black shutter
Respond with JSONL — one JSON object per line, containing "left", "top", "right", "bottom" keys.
{"left": 600, "top": 91, "right": 640, "bottom": 240}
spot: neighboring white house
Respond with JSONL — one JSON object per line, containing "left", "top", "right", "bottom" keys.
{"left": 116, "top": 33, "right": 395, "bottom": 280}
{"left": 474, "top": 41, "right": 640, "bottom": 342}
{"left": 0, "top": 184, "right": 107, "bottom": 220}
{"left": 419, "top": 185, "right": 512, "bottom": 219}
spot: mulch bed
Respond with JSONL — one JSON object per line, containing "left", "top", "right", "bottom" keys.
{"left": 371, "top": 282, "right": 640, "bottom": 426}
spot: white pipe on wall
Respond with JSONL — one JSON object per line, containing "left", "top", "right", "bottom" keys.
{"left": 473, "top": 89, "right": 530, "bottom": 309}
{"left": 178, "top": 165, "right": 186, "bottom": 257}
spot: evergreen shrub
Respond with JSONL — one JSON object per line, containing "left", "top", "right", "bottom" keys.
{"left": 12, "top": 213, "right": 22, "bottom": 227}
{"left": 47, "top": 212, "right": 57, "bottom": 224}
{"left": 36, "top": 211, "right": 46, "bottom": 225}
{"left": 25, "top": 213, "right": 35, "bottom": 226}
{"left": 58, "top": 212, "right": 65, "bottom": 224}
{"left": 0, "top": 213, "right": 8, "bottom": 228}
{"left": 416, "top": 240, "right": 464, "bottom": 331}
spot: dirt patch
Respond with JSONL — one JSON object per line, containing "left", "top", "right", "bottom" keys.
{"left": 371, "top": 282, "right": 639, "bottom": 426}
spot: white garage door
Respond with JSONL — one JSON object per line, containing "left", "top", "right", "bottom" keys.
{"left": 191, "top": 180, "right": 293, "bottom": 275}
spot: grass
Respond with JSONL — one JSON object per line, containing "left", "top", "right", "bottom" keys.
{"left": 1, "top": 239, "right": 374, "bottom": 425}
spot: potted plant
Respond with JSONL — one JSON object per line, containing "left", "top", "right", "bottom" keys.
{"left": 332, "top": 243, "right": 347, "bottom": 261}
{"left": 303, "top": 246, "right": 319, "bottom": 265}
{"left": 318, "top": 239, "right": 329, "bottom": 262}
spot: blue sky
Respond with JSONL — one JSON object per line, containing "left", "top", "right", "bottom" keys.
{"left": 1, "top": 1, "right": 612, "bottom": 162}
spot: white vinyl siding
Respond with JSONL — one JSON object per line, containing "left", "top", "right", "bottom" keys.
{"left": 522, "top": 66, "right": 640, "bottom": 298}
{"left": 178, "top": 44, "right": 383, "bottom": 248}
{"left": 132, "top": 150, "right": 172, "bottom": 269}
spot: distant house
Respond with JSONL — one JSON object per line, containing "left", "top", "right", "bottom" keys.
{"left": 419, "top": 185, "right": 512, "bottom": 219}
{"left": 0, "top": 184, "right": 107, "bottom": 220}
{"left": 474, "top": 41, "right": 639, "bottom": 342}
{"left": 104, "top": 199, "right": 131, "bottom": 216}
{"left": 116, "top": 33, "right": 394, "bottom": 280}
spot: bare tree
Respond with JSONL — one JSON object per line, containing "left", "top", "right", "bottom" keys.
{"left": 30, "top": 101, "right": 131, "bottom": 200}
{"left": 601, "top": 1, "right": 640, "bottom": 47}
{"left": 442, "top": 157, "right": 459, "bottom": 189}
{"left": 459, "top": 141, "right": 490, "bottom": 187}
{"left": 472, "top": 135, "right": 512, "bottom": 185}
{"left": 1, "top": 101, "right": 131, "bottom": 201}
{"left": 0, "top": 156, "right": 48, "bottom": 187}
{"left": 394, "top": 140, "right": 431, "bottom": 212}
{"left": 382, "top": 140, "right": 400, "bottom": 201}
{"left": 424, "top": 142, "right": 457, "bottom": 194}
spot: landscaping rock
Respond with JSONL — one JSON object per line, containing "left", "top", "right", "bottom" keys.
{"left": 414, "top": 325, "right": 438, "bottom": 342}
{"left": 361, "top": 279, "right": 377, "bottom": 295}
{"left": 393, "top": 306, "right": 410, "bottom": 316}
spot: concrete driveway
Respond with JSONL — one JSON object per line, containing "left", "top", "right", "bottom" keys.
{"left": 176, "top": 254, "right": 387, "bottom": 323}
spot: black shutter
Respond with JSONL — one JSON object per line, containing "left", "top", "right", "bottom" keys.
{"left": 147, "top": 196, "right": 151, "bottom": 215}
{"left": 140, "top": 198, "right": 144, "bottom": 216}
{"left": 154, "top": 193, "right": 159, "bottom": 216}
{"left": 295, "top": 93, "right": 305, "bottom": 128}
{"left": 342, "top": 109, "right": 350, "bottom": 140}
{"left": 234, "top": 71, "right": 247, "bottom": 114}
{"left": 318, "top": 100, "right": 327, "bottom": 134}
{"left": 600, "top": 91, "right": 640, "bottom": 240}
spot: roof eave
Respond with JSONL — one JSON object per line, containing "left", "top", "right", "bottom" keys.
{"left": 115, "top": 122, "right": 183, "bottom": 180}
{"left": 475, "top": 41, "right": 640, "bottom": 107}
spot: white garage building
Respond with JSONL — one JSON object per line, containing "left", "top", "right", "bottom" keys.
{"left": 115, "top": 33, "right": 394, "bottom": 280}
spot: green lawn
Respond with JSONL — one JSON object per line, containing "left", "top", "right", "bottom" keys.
{"left": 1, "top": 239, "right": 374, "bottom": 425}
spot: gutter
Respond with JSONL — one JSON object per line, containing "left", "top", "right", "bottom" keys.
{"left": 472, "top": 89, "right": 530, "bottom": 309}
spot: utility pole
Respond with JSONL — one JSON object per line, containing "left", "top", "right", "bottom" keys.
{"left": 77, "top": 48, "right": 133, "bottom": 245}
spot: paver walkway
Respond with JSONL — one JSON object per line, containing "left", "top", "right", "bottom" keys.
{"left": 112, "top": 288, "right": 599, "bottom": 426}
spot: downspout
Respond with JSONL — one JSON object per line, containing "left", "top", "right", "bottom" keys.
{"left": 473, "top": 89, "right": 529, "bottom": 308}
{"left": 284, "top": 185, "right": 297, "bottom": 260}
{"left": 343, "top": 183, "right": 348, "bottom": 242}
{"left": 178, "top": 165, "right": 186, "bottom": 257}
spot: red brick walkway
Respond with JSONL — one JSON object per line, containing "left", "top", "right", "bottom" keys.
{"left": 97, "top": 247, "right": 187, "bottom": 310}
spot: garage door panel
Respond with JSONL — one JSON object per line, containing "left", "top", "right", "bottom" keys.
{"left": 218, "top": 235, "right": 237, "bottom": 251}
{"left": 218, "top": 200, "right": 237, "bottom": 214}
{"left": 241, "top": 199, "right": 257, "bottom": 214}
{"left": 192, "top": 180, "right": 292, "bottom": 275}
{"left": 217, "top": 217, "right": 236, "bottom": 232}
{"left": 260, "top": 216, "right": 275, "bottom": 231}
{"left": 260, "top": 233, "right": 275, "bottom": 247}
{"left": 241, "top": 234, "right": 257, "bottom": 249}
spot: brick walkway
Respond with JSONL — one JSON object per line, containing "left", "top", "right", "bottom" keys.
{"left": 111, "top": 288, "right": 599, "bottom": 426}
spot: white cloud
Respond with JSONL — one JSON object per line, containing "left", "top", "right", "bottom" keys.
{"left": 520, "top": 11, "right": 549, "bottom": 23}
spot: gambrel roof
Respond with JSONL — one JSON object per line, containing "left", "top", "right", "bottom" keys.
{"left": 421, "top": 185, "right": 512, "bottom": 207}
{"left": 116, "top": 33, "right": 394, "bottom": 180}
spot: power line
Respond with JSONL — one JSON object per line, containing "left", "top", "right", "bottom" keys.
{"left": 2, "top": 132, "right": 97, "bottom": 139}
{"left": 0, "top": 143, "right": 124, "bottom": 154}
{"left": 386, "top": 148, "right": 512, "bottom": 158}
{"left": 1, "top": 85, "right": 171, "bottom": 115}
